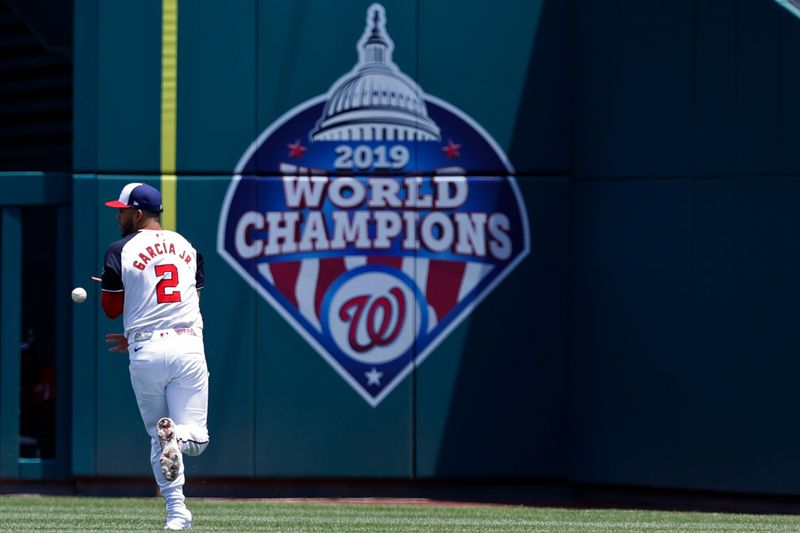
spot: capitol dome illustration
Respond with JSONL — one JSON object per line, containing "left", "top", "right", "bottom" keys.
{"left": 311, "top": 5, "right": 441, "bottom": 143}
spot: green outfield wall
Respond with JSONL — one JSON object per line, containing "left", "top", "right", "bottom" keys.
{"left": 54, "top": 0, "right": 800, "bottom": 497}
{"left": 71, "top": 0, "right": 567, "bottom": 481}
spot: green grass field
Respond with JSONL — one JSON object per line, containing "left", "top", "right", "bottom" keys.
{"left": 1, "top": 495, "right": 800, "bottom": 532}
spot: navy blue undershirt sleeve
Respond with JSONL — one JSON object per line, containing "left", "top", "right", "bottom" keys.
{"left": 102, "top": 234, "right": 136, "bottom": 292}
{"left": 195, "top": 250, "right": 205, "bottom": 290}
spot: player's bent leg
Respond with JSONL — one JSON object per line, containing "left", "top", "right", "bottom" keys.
{"left": 166, "top": 344, "right": 210, "bottom": 457}
{"left": 174, "top": 424, "right": 209, "bottom": 456}
{"left": 156, "top": 338, "right": 207, "bottom": 530}
{"left": 132, "top": 352, "right": 190, "bottom": 529}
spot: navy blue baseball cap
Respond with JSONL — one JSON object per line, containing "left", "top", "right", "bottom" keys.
{"left": 104, "top": 182, "right": 163, "bottom": 213}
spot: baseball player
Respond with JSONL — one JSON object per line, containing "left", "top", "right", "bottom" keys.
{"left": 101, "top": 182, "right": 209, "bottom": 531}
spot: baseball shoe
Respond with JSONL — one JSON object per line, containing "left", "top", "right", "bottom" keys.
{"left": 157, "top": 417, "right": 182, "bottom": 482}
{"left": 164, "top": 507, "right": 192, "bottom": 530}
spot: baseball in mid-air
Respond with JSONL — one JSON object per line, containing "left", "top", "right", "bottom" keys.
{"left": 71, "top": 287, "right": 87, "bottom": 303}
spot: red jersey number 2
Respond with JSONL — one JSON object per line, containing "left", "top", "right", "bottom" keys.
{"left": 155, "top": 264, "right": 182, "bottom": 303}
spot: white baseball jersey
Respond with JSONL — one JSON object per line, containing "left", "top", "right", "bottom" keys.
{"left": 102, "top": 229, "right": 205, "bottom": 338}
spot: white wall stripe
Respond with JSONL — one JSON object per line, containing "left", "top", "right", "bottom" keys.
{"left": 296, "top": 259, "right": 321, "bottom": 331}
{"left": 458, "top": 262, "right": 495, "bottom": 302}
{"left": 413, "top": 257, "right": 435, "bottom": 331}
{"left": 401, "top": 256, "right": 415, "bottom": 279}
{"left": 414, "top": 257, "right": 429, "bottom": 296}
{"left": 344, "top": 256, "right": 367, "bottom": 270}
{"left": 426, "top": 304, "right": 438, "bottom": 332}
{"left": 257, "top": 263, "right": 273, "bottom": 284}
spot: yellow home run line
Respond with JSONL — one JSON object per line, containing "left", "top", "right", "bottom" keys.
{"left": 160, "top": 0, "right": 178, "bottom": 230}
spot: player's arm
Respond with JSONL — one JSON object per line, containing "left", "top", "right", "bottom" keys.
{"left": 101, "top": 244, "right": 125, "bottom": 319}
{"left": 101, "top": 291, "right": 124, "bottom": 318}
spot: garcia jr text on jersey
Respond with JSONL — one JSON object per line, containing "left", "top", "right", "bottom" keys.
{"left": 131, "top": 238, "right": 195, "bottom": 271}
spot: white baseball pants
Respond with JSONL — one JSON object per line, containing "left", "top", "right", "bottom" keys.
{"left": 128, "top": 332, "right": 209, "bottom": 506}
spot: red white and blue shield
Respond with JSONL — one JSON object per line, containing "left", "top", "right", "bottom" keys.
{"left": 218, "top": 4, "right": 530, "bottom": 406}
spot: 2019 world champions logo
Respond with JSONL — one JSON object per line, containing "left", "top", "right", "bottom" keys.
{"left": 218, "top": 3, "right": 530, "bottom": 406}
